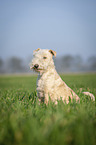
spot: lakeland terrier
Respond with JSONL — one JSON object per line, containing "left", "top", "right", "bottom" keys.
{"left": 30, "top": 48, "right": 95, "bottom": 104}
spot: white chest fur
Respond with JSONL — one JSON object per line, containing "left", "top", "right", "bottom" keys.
{"left": 36, "top": 70, "right": 56, "bottom": 98}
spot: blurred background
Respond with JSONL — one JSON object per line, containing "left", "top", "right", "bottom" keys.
{"left": 0, "top": 0, "right": 96, "bottom": 74}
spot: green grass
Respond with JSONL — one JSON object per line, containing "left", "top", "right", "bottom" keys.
{"left": 0, "top": 74, "right": 96, "bottom": 145}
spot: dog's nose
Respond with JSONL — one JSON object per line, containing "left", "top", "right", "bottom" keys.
{"left": 34, "top": 64, "right": 39, "bottom": 69}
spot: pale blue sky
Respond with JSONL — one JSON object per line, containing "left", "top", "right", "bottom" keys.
{"left": 0, "top": 0, "right": 96, "bottom": 60}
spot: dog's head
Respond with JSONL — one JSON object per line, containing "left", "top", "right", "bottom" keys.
{"left": 30, "top": 48, "right": 56, "bottom": 73}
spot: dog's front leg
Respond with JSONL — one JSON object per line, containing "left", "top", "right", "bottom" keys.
{"left": 44, "top": 93, "right": 49, "bottom": 105}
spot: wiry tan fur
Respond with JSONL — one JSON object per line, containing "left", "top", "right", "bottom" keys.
{"left": 30, "top": 48, "right": 95, "bottom": 105}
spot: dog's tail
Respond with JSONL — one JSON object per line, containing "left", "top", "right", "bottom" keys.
{"left": 82, "top": 92, "right": 95, "bottom": 101}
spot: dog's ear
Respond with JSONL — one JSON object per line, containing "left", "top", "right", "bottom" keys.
{"left": 49, "top": 50, "right": 56, "bottom": 57}
{"left": 33, "top": 48, "right": 40, "bottom": 53}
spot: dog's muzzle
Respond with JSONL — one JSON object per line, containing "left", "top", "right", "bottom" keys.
{"left": 31, "top": 64, "right": 43, "bottom": 71}
{"left": 34, "top": 64, "right": 39, "bottom": 69}
{"left": 30, "top": 64, "right": 39, "bottom": 69}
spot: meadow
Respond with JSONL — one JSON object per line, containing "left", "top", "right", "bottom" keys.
{"left": 0, "top": 73, "right": 96, "bottom": 145}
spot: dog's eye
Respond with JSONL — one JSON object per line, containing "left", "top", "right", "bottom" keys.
{"left": 43, "top": 57, "right": 47, "bottom": 59}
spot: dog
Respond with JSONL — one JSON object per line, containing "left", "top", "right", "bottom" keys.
{"left": 30, "top": 48, "right": 95, "bottom": 104}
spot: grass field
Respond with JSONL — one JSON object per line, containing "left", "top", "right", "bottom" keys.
{"left": 0, "top": 74, "right": 96, "bottom": 145}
